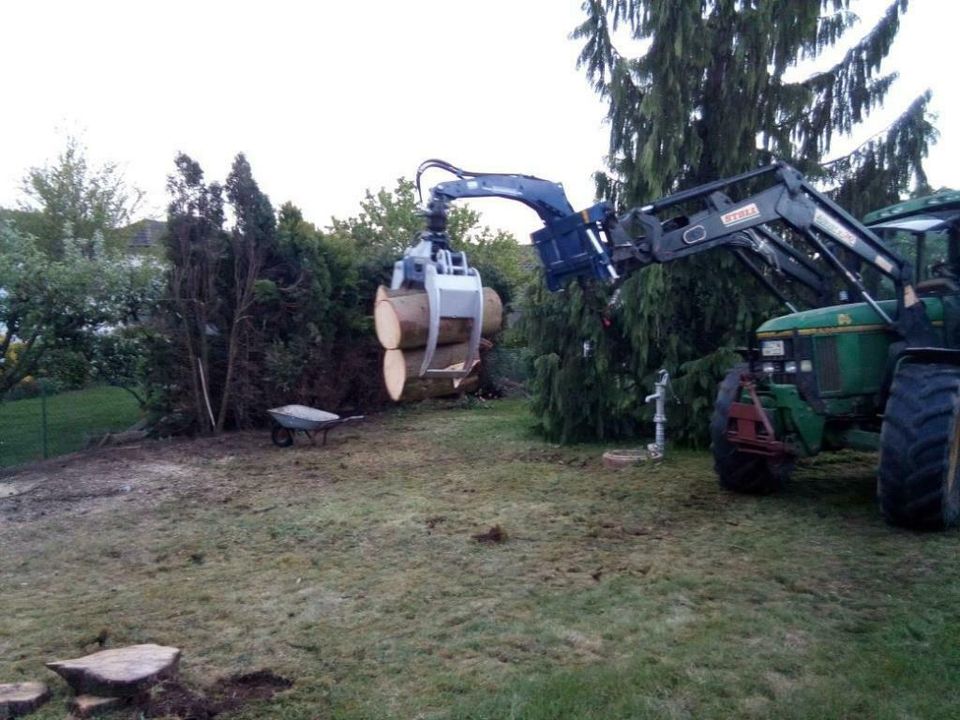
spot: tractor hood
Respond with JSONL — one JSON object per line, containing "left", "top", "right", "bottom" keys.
{"left": 756, "top": 298, "right": 944, "bottom": 338}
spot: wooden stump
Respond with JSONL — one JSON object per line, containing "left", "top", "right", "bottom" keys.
{"left": 0, "top": 682, "right": 50, "bottom": 717}
{"left": 374, "top": 287, "right": 503, "bottom": 350}
{"left": 46, "top": 644, "right": 181, "bottom": 698}
{"left": 601, "top": 448, "right": 649, "bottom": 469}
{"left": 69, "top": 695, "right": 125, "bottom": 718}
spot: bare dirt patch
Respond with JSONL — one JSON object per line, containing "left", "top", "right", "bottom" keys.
{"left": 471, "top": 524, "right": 507, "bottom": 544}
{"left": 2, "top": 402, "right": 958, "bottom": 719}
{"left": 0, "top": 424, "right": 374, "bottom": 525}
{"left": 145, "top": 670, "right": 293, "bottom": 719}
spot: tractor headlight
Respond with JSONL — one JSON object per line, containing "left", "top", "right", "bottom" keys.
{"left": 784, "top": 361, "right": 798, "bottom": 374}
{"left": 761, "top": 362, "right": 776, "bottom": 374}
{"left": 800, "top": 360, "right": 813, "bottom": 372}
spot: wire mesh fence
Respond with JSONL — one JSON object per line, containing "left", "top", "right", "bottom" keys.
{"left": 0, "top": 348, "right": 529, "bottom": 468}
{"left": 0, "top": 382, "right": 143, "bottom": 468}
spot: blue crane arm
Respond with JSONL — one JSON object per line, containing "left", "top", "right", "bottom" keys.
{"left": 414, "top": 160, "right": 620, "bottom": 289}
{"left": 429, "top": 174, "right": 575, "bottom": 224}
{"left": 429, "top": 177, "right": 622, "bottom": 289}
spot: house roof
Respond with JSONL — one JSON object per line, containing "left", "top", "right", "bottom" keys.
{"left": 122, "top": 219, "right": 167, "bottom": 250}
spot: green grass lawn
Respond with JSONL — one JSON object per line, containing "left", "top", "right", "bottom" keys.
{"left": 1, "top": 399, "right": 959, "bottom": 719}
{"left": 0, "top": 385, "right": 142, "bottom": 467}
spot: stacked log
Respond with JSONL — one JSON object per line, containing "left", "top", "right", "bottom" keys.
{"left": 374, "top": 286, "right": 503, "bottom": 401}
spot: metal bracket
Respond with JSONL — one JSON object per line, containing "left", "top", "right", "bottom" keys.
{"left": 418, "top": 264, "right": 484, "bottom": 380}
{"left": 725, "top": 376, "right": 788, "bottom": 459}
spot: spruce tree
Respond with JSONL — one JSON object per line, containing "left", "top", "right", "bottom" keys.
{"left": 526, "top": 0, "right": 936, "bottom": 444}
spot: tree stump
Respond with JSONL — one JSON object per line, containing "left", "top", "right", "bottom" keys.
{"left": 46, "top": 644, "right": 181, "bottom": 698}
{"left": 0, "top": 682, "right": 50, "bottom": 718}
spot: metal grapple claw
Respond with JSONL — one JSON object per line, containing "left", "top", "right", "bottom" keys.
{"left": 391, "top": 236, "right": 484, "bottom": 382}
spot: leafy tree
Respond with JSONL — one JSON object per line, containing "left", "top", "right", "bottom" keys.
{"left": 526, "top": 0, "right": 935, "bottom": 443}
{"left": 160, "top": 155, "right": 341, "bottom": 432}
{"left": 15, "top": 136, "right": 143, "bottom": 257}
{"left": 0, "top": 220, "right": 162, "bottom": 396}
{"left": 86, "top": 328, "right": 156, "bottom": 408}
{"left": 256, "top": 203, "right": 334, "bottom": 357}
{"left": 154, "top": 166, "right": 528, "bottom": 432}
{"left": 163, "top": 153, "right": 228, "bottom": 432}
{"left": 218, "top": 154, "right": 277, "bottom": 429}
{"left": 256, "top": 203, "right": 378, "bottom": 411}
{"left": 162, "top": 152, "right": 281, "bottom": 432}
{"left": 327, "top": 179, "right": 528, "bottom": 307}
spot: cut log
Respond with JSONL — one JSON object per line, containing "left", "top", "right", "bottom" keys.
{"left": 374, "top": 287, "right": 503, "bottom": 350}
{"left": 383, "top": 343, "right": 481, "bottom": 402}
{"left": 374, "top": 285, "right": 422, "bottom": 304}
{"left": 388, "top": 373, "right": 480, "bottom": 402}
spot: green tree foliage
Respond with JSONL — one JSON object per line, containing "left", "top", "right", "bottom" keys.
{"left": 217, "top": 154, "right": 277, "bottom": 430}
{"left": 323, "top": 179, "right": 528, "bottom": 400}
{"left": 326, "top": 179, "right": 528, "bottom": 308}
{"left": 252, "top": 202, "right": 376, "bottom": 414}
{"left": 14, "top": 136, "right": 143, "bottom": 257}
{"left": 0, "top": 220, "right": 163, "bottom": 397}
{"left": 162, "top": 153, "right": 228, "bottom": 432}
{"left": 526, "top": 0, "right": 935, "bottom": 444}
{"left": 160, "top": 152, "right": 293, "bottom": 431}
{"left": 156, "top": 165, "right": 527, "bottom": 432}
{"left": 0, "top": 139, "right": 161, "bottom": 401}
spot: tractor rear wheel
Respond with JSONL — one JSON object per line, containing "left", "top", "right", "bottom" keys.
{"left": 710, "top": 364, "right": 791, "bottom": 494}
{"left": 878, "top": 362, "right": 960, "bottom": 530}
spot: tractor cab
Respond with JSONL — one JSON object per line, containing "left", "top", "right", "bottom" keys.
{"left": 863, "top": 190, "right": 960, "bottom": 298}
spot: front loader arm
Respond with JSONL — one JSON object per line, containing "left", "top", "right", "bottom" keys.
{"left": 615, "top": 162, "right": 934, "bottom": 342}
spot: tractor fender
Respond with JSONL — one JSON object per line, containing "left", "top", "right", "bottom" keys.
{"left": 895, "top": 346, "right": 960, "bottom": 367}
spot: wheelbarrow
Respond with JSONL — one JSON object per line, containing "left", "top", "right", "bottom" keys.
{"left": 267, "top": 405, "right": 364, "bottom": 447}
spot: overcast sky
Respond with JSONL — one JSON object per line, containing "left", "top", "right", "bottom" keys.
{"left": 1, "top": 1, "right": 955, "bottom": 242}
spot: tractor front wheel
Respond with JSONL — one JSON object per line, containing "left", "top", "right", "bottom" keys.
{"left": 878, "top": 362, "right": 960, "bottom": 530}
{"left": 710, "top": 364, "right": 791, "bottom": 494}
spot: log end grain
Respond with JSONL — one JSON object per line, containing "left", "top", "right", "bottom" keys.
{"left": 373, "top": 300, "right": 402, "bottom": 350}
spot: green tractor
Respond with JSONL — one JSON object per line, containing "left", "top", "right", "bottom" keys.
{"left": 715, "top": 189, "right": 960, "bottom": 529}
{"left": 397, "top": 159, "right": 960, "bottom": 529}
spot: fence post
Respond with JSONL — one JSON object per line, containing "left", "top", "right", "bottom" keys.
{"left": 40, "top": 379, "right": 48, "bottom": 460}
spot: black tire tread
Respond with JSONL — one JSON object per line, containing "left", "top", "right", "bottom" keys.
{"left": 710, "top": 364, "right": 791, "bottom": 495}
{"left": 878, "top": 362, "right": 960, "bottom": 530}
{"left": 271, "top": 425, "right": 295, "bottom": 448}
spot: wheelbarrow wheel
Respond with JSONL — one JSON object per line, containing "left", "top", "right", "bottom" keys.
{"left": 271, "top": 424, "right": 294, "bottom": 448}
